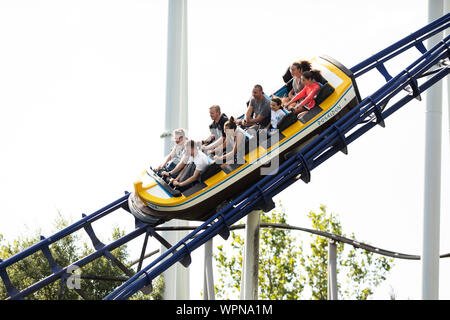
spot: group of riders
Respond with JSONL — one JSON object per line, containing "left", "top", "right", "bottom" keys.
{"left": 154, "top": 60, "right": 326, "bottom": 190}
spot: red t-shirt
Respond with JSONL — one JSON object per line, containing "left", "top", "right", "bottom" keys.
{"left": 292, "top": 82, "right": 320, "bottom": 110}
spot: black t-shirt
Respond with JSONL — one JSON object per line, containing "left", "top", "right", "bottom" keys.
{"left": 209, "top": 113, "right": 228, "bottom": 140}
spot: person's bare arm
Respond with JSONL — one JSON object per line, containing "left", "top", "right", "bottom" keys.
{"left": 203, "top": 135, "right": 223, "bottom": 151}
{"left": 157, "top": 153, "right": 173, "bottom": 171}
{"left": 288, "top": 87, "right": 294, "bottom": 100}
{"left": 173, "top": 170, "right": 201, "bottom": 187}
{"left": 245, "top": 114, "right": 264, "bottom": 126}
{"left": 209, "top": 136, "right": 227, "bottom": 154}
{"left": 202, "top": 134, "right": 215, "bottom": 145}
{"left": 162, "top": 160, "right": 185, "bottom": 177}
{"left": 217, "top": 133, "right": 244, "bottom": 162}
{"left": 244, "top": 105, "right": 254, "bottom": 122}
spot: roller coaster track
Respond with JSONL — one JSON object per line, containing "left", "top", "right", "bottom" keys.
{"left": 1, "top": 13, "right": 449, "bottom": 300}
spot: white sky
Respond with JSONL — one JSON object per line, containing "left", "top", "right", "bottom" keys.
{"left": 0, "top": 0, "right": 449, "bottom": 300}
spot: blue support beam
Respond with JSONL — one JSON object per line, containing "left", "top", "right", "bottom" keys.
{"left": 350, "top": 12, "right": 450, "bottom": 77}
{"left": 0, "top": 259, "right": 20, "bottom": 298}
{"left": 0, "top": 193, "right": 130, "bottom": 271}
{"left": 6, "top": 223, "right": 150, "bottom": 300}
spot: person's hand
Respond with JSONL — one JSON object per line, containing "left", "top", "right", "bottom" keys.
{"left": 172, "top": 180, "right": 180, "bottom": 187}
{"left": 207, "top": 149, "right": 214, "bottom": 155}
{"left": 201, "top": 145, "right": 207, "bottom": 151}
{"left": 161, "top": 171, "right": 170, "bottom": 177}
{"left": 156, "top": 165, "right": 163, "bottom": 171}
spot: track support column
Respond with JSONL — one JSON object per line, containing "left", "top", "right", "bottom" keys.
{"left": 327, "top": 240, "right": 338, "bottom": 300}
{"left": 445, "top": 0, "right": 450, "bottom": 189}
{"left": 422, "top": 0, "right": 444, "bottom": 300}
{"left": 240, "top": 210, "right": 260, "bottom": 300}
{"left": 203, "top": 239, "right": 215, "bottom": 300}
{"left": 161, "top": 0, "right": 190, "bottom": 300}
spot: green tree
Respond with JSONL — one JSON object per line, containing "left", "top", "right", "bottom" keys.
{"left": 214, "top": 203, "right": 394, "bottom": 300}
{"left": 304, "top": 205, "right": 394, "bottom": 300}
{"left": 0, "top": 213, "right": 163, "bottom": 300}
{"left": 214, "top": 202, "right": 305, "bottom": 299}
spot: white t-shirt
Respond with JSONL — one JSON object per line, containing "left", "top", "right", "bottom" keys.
{"left": 271, "top": 109, "right": 286, "bottom": 129}
{"left": 187, "top": 150, "right": 211, "bottom": 172}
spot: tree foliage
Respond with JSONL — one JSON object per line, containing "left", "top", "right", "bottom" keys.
{"left": 0, "top": 213, "right": 163, "bottom": 300}
{"left": 305, "top": 205, "right": 394, "bottom": 300}
{"left": 214, "top": 203, "right": 304, "bottom": 299}
{"left": 214, "top": 203, "right": 394, "bottom": 300}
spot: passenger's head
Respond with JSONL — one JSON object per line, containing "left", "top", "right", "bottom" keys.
{"left": 185, "top": 139, "right": 197, "bottom": 156}
{"left": 252, "top": 84, "right": 264, "bottom": 100}
{"left": 173, "top": 128, "right": 186, "bottom": 145}
{"left": 270, "top": 97, "right": 282, "bottom": 111}
{"left": 291, "top": 60, "right": 311, "bottom": 77}
{"left": 299, "top": 60, "right": 312, "bottom": 72}
{"left": 224, "top": 116, "right": 237, "bottom": 136}
{"left": 290, "top": 63, "right": 301, "bottom": 77}
{"left": 301, "top": 70, "right": 321, "bottom": 85}
{"left": 209, "top": 105, "right": 221, "bottom": 121}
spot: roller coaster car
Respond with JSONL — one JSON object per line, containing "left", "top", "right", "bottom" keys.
{"left": 129, "top": 56, "right": 361, "bottom": 224}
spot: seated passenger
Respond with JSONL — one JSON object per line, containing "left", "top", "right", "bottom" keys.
{"left": 283, "top": 60, "right": 312, "bottom": 108}
{"left": 236, "top": 84, "right": 271, "bottom": 130}
{"left": 156, "top": 128, "right": 188, "bottom": 174}
{"left": 201, "top": 105, "right": 229, "bottom": 155}
{"left": 265, "top": 97, "right": 286, "bottom": 135}
{"left": 285, "top": 70, "right": 321, "bottom": 116}
{"left": 214, "top": 117, "right": 246, "bottom": 168}
{"left": 169, "top": 140, "right": 212, "bottom": 188}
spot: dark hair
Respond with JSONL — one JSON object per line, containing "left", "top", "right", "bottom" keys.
{"left": 253, "top": 84, "right": 263, "bottom": 92}
{"left": 187, "top": 139, "right": 196, "bottom": 149}
{"left": 302, "top": 69, "right": 322, "bottom": 82}
{"left": 271, "top": 97, "right": 282, "bottom": 106}
{"left": 224, "top": 116, "right": 237, "bottom": 130}
{"left": 292, "top": 60, "right": 311, "bottom": 72}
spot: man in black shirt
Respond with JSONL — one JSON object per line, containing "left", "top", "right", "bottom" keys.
{"left": 201, "top": 105, "right": 228, "bottom": 154}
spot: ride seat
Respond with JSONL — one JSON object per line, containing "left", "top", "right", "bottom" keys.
{"left": 314, "top": 82, "right": 335, "bottom": 105}
{"left": 200, "top": 162, "right": 222, "bottom": 182}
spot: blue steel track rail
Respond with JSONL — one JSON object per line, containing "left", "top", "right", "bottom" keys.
{"left": 0, "top": 193, "right": 144, "bottom": 299}
{"left": 0, "top": 13, "right": 449, "bottom": 300}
